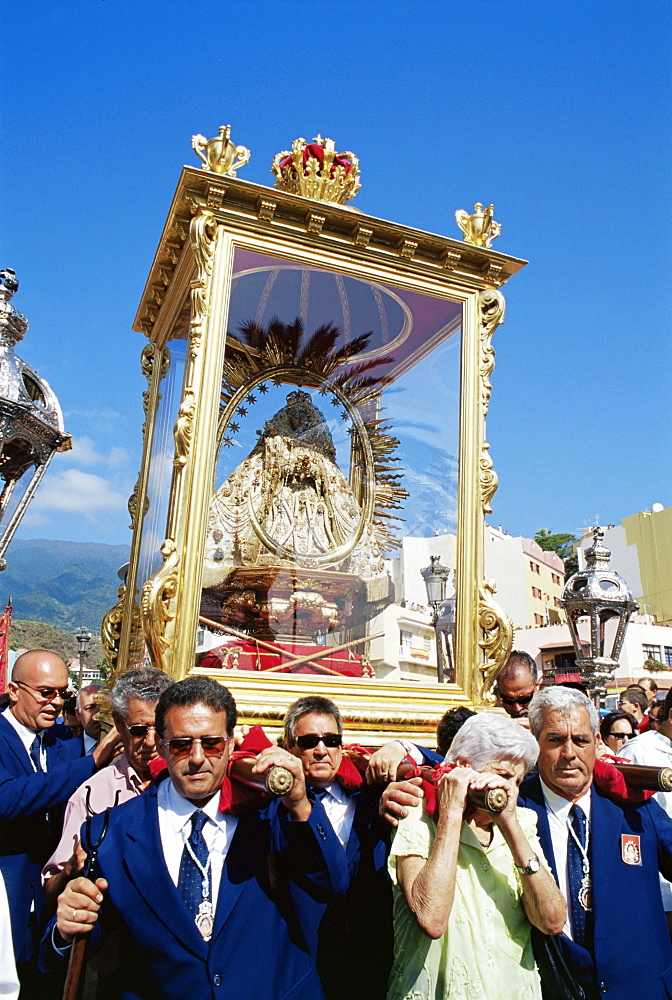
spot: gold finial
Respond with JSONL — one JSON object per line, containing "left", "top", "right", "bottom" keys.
{"left": 455, "top": 203, "right": 501, "bottom": 248}
{"left": 271, "top": 135, "right": 361, "bottom": 205}
{"left": 191, "top": 125, "right": 251, "bottom": 177}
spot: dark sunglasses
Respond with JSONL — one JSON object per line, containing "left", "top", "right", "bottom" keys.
{"left": 608, "top": 731, "right": 633, "bottom": 741}
{"left": 126, "top": 724, "right": 157, "bottom": 739}
{"left": 162, "top": 736, "right": 229, "bottom": 759}
{"left": 15, "top": 680, "right": 70, "bottom": 702}
{"left": 295, "top": 733, "right": 343, "bottom": 750}
{"left": 495, "top": 688, "right": 535, "bottom": 707}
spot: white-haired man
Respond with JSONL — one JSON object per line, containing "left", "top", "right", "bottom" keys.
{"left": 520, "top": 685, "right": 672, "bottom": 1000}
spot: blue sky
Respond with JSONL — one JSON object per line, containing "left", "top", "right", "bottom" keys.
{"left": 2, "top": 0, "right": 670, "bottom": 551}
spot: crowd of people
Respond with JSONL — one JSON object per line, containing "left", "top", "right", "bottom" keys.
{"left": 1, "top": 647, "right": 672, "bottom": 1000}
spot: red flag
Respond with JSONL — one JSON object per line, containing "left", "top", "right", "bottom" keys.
{"left": 0, "top": 599, "right": 12, "bottom": 694}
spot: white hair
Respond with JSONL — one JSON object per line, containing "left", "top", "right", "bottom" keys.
{"left": 528, "top": 686, "right": 599, "bottom": 737}
{"left": 446, "top": 713, "right": 539, "bottom": 773}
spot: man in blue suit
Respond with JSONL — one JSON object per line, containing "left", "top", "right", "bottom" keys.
{"left": 522, "top": 685, "right": 672, "bottom": 1000}
{"left": 283, "top": 695, "right": 392, "bottom": 1000}
{"left": 0, "top": 648, "right": 120, "bottom": 977}
{"left": 51, "top": 677, "right": 348, "bottom": 1000}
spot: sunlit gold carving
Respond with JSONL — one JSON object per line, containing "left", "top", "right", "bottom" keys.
{"left": 306, "top": 212, "right": 326, "bottom": 234}
{"left": 173, "top": 389, "right": 195, "bottom": 468}
{"left": 141, "top": 540, "right": 180, "bottom": 669}
{"left": 206, "top": 184, "right": 227, "bottom": 209}
{"left": 354, "top": 226, "right": 372, "bottom": 247}
{"left": 272, "top": 136, "right": 361, "bottom": 205}
{"left": 398, "top": 239, "right": 418, "bottom": 259}
{"left": 478, "top": 580, "right": 514, "bottom": 703}
{"left": 455, "top": 203, "right": 501, "bottom": 248}
{"left": 189, "top": 213, "right": 217, "bottom": 361}
{"left": 191, "top": 125, "right": 251, "bottom": 177}
{"left": 101, "top": 584, "right": 146, "bottom": 676}
{"left": 485, "top": 262, "right": 504, "bottom": 286}
{"left": 442, "top": 250, "right": 462, "bottom": 271}
{"left": 127, "top": 475, "right": 150, "bottom": 529}
{"left": 479, "top": 289, "right": 505, "bottom": 419}
{"left": 479, "top": 443, "right": 498, "bottom": 516}
{"left": 257, "top": 198, "right": 277, "bottom": 222}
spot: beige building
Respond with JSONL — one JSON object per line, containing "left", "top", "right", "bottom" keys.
{"left": 485, "top": 526, "right": 565, "bottom": 629}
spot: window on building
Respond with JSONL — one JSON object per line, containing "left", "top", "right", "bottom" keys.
{"left": 534, "top": 613, "right": 544, "bottom": 625}
{"left": 665, "top": 647, "right": 672, "bottom": 666}
{"left": 532, "top": 586, "right": 542, "bottom": 599}
{"left": 422, "top": 634, "right": 432, "bottom": 652}
{"left": 400, "top": 630, "right": 412, "bottom": 652}
{"left": 643, "top": 644, "right": 662, "bottom": 661}
{"left": 530, "top": 561, "right": 540, "bottom": 574}
{"left": 551, "top": 573, "right": 561, "bottom": 585}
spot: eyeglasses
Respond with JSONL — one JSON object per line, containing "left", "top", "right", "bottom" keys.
{"left": 294, "top": 733, "right": 343, "bottom": 750}
{"left": 15, "top": 681, "right": 70, "bottom": 703}
{"left": 495, "top": 688, "right": 535, "bottom": 707}
{"left": 608, "top": 731, "right": 633, "bottom": 741}
{"left": 126, "top": 724, "right": 157, "bottom": 739}
{"left": 161, "top": 736, "right": 229, "bottom": 759}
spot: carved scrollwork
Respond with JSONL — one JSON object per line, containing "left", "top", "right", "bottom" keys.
{"left": 478, "top": 288, "right": 505, "bottom": 419}
{"left": 141, "top": 539, "right": 180, "bottom": 669}
{"left": 478, "top": 579, "right": 514, "bottom": 704}
{"left": 101, "top": 584, "right": 147, "bottom": 676}
{"left": 479, "top": 442, "right": 498, "bottom": 515}
{"left": 188, "top": 212, "right": 217, "bottom": 363}
{"left": 127, "top": 474, "right": 150, "bottom": 529}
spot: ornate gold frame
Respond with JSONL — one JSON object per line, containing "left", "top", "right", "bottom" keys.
{"left": 103, "top": 166, "right": 525, "bottom": 740}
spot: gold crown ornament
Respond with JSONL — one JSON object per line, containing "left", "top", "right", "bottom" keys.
{"left": 191, "top": 125, "right": 251, "bottom": 177}
{"left": 271, "top": 135, "right": 361, "bottom": 206}
{"left": 455, "top": 203, "right": 501, "bottom": 248}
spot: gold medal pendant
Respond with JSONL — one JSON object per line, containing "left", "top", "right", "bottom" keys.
{"left": 195, "top": 899, "right": 214, "bottom": 941}
{"left": 578, "top": 875, "right": 592, "bottom": 912}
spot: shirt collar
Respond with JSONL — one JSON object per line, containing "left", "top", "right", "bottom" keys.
{"left": 164, "top": 778, "right": 228, "bottom": 835}
{"left": 540, "top": 777, "right": 592, "bottom": 820}
{"left": 2, "top": 706, "right": 41, "bottom": 749}
{"left": 320, "top": 780, "right": 348, "bottom": 804}
{"left": 83, "top": 732, "right": 97, "bottom": 754}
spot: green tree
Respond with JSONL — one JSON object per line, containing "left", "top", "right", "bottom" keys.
{"left": 535, "top": 529, "right": 579, "bottom": 579}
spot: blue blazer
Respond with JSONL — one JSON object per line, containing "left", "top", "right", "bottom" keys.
{"left": 519, "top": 774, "right": 672, "bottom": 1000}
{"left": 0, "top": 713, "right": 96, "bottom": 962}
{"left": 287, "top": 786, "right": 392, "bottom": 1000}
{"left": 45, "top": 783, "right": 350, "bottom": 1000}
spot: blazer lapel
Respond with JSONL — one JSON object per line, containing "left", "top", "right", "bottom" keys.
{"left": 589, "top": 786, "right": 620, "bottom": 917}
{"left": 0, "top": 714, "right": 33, "bottom": 775}
{"left": 209, "top": 815, "right": 249, "bottom": 947}
{"left": 121, "top": 790, "right": 209, "bottom": 960}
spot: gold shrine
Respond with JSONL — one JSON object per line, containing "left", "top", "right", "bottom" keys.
{"left": 101, "top": 129, "right": 527, "bottom": 745}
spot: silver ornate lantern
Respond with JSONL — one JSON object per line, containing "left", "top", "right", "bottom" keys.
{"left": 421, "top": 555, "right": 455, "bottom": 684}
{"left": 560, "top": 526, "right": 637, "bottom": 688}
{"left": 0, "top": 270, "right": 71, "bottom": 569}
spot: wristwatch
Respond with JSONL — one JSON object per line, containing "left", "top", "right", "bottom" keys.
{"left": 515, "top": 856, "right": 541, "bottom": 875}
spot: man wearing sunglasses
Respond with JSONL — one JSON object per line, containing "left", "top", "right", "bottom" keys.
{"left": 43, "top": 666, "right": 173, "bottom": 903}
{"left": 0, "top": 649, "right": 121, "bottom": 988}
{"left": 283, "top": 696, "right": 393, "bottom": 1000}
{"left": 50, "top": 677, "right": 347, "bottom": 1000}
{"left": 494, "top": 650, "right": 541, "bottom": 724}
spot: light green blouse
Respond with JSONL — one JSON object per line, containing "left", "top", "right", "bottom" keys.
{"left": 387, "top": 805, "right": 545, "bottom": 1000}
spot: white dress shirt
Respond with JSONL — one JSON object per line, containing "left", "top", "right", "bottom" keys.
{"left": 83, "top": 732, "right": 97, "bottom": 755}
{"left": 540, "top": 779, "right": 592, "bottom": 941}
{"left": 2, "top": 707, "right": 46, "bottom": 770}
{"left": 318, "top": 781, "right": 356, "bottom": 849}
{"left": 157, "top": 780, "right": 238, "bottom": 911}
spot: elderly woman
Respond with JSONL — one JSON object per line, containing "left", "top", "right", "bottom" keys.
{"left": 387, "top": 713, "right": 566, "bottom": 1000}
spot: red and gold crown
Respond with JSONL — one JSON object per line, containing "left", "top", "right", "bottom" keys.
{"left": 271, "top": 135, "right": 361, "bottom": 206}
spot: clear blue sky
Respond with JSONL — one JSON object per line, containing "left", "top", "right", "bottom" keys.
{"left": 2, "top": 0, "right": 670, "bottom": 550}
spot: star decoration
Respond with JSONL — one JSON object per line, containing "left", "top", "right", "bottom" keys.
{"left": 330, "top": 397, "right": 340, "bottom": 406}
{"left": 257, "top": 383, "right": 268, "bottom": 394}
{"left": 223, "top": 437, "right": 234, "bottom": 447}
{"left": 272, "top": 376, "right": 284, "bottom": 386}
{"left": 340, "top": 411, "right": 348, "bottom": 421}
{"left": 246, "top": 393, "right": 256, "bottom": 404}
{"left": 237, "top": 406, "right": 248, "bottom": 416}
{"left": 229, "top": 422, "right": 240, "bottom": 434}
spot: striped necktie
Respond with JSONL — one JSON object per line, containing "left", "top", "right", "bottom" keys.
{"left": 29, "top": 734, "right": 43, "bottom": 772}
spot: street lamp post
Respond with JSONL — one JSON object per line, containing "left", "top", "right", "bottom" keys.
{"left": 75, "top": 626, "right": 91, "bottom": 692}
{"left": 421, "top": 555, "right": 453, "bottom": 684}
{"left": 560, "top": 527, "right": 637, "bottom": 693}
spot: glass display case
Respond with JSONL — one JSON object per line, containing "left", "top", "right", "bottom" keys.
{"left": 102, "top": 132, "right": 526, "bottom": 741}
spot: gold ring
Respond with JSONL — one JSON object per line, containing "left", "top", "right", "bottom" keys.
{"left": 72, "top": 909, "right": 78, "bottom": 922}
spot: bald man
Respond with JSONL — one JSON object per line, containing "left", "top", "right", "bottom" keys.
{"left": 0, "top": 650, "right": 120, "bottom": 980}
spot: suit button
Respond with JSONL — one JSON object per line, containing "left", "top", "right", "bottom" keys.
{"left": 599, "top": 983, "right": 607, "bottom": 993}
{"left": 213, "top": 974, "right": 221, "bottom": 987}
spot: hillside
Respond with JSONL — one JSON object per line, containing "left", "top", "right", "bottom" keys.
{"left": 0, "top": 539, "right": 130, "bottom": 632}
